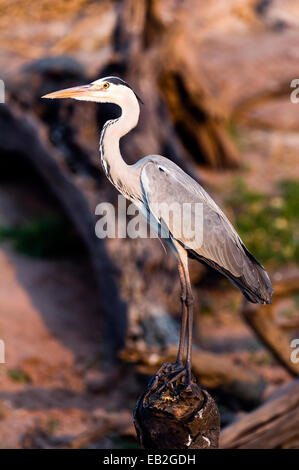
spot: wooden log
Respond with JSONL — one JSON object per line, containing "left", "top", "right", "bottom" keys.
{"left": 220, "top": 379, "right": 299, "bottom": 449}
{"left": 134, "top": 362, "right": 220, "bottom": 449}
{"left": 242, "top": 273, "right": 299, "bottom": 377}
{"left": 243, "top": 303, "right": 299, "bottom": 377}
{"left": 270, "top": 273, "right": 299, "bottom": 298}
{"left": 120, "top": 345, "right": 265, "bottom": 406}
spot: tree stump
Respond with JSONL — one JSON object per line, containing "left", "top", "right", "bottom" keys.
{"left": 134, "top": 362, "right": 220, "bottom": 449}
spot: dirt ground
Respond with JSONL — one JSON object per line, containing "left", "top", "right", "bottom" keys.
{"left": 0, "top": 180, "right": 138, "bottom": 448}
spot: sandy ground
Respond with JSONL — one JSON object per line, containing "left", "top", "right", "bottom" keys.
{"left": 0, "top": 242, "right": 142, "bottom": 449}
{"left": 0, "top": 182, "right": 138, "bottom": 448}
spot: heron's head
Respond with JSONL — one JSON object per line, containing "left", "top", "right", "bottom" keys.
{"left": 42, "top": 76, "right": 143, "bottom": 106}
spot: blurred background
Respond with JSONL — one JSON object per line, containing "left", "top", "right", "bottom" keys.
{"left": 0, "top": 0, "right": 298, "bottom": 449}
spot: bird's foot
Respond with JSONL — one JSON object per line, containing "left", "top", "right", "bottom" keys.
{"left": 149, "top": 361, "right": 192, "bottom": 396}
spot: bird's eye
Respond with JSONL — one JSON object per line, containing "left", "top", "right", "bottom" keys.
{"left": 103, "top": 82, "right": 110, "bottom": 89}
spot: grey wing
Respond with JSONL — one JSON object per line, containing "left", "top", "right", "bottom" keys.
{"left": 140, "top": 159, "right": 273, "bottom": 304}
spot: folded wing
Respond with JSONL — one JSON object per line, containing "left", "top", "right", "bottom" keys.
{"left": 140, "top": 159, "right": 273, "bottom": 304}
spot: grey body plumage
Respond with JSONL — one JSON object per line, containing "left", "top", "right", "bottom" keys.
{"left": 138, "top": 156, "right": 273, "bottom": 304}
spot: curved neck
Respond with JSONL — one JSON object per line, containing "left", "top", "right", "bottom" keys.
{"left": 99, "top": 92, "right": 140, "bottom": 197}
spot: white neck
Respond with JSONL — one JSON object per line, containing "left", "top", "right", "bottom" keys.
{"left": 99, "top": 90, "right": 140, "bottom": 199}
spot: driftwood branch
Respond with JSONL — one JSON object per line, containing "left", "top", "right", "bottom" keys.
{"left": 242, "top": 273, "right": 299, "bottom": 377}
{"left": 120, "top": 345, "right": 265, "bottom": 406}
{"left": 220, "top": 379, "right": 299, "bottom": 449}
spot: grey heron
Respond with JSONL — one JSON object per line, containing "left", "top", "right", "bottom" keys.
{"left": 43, "top": 76, "right": 273, "bottom": 386}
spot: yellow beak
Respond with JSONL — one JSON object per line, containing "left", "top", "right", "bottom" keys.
{"left": 42, "top": 84, "right": 91, "bottom": 99}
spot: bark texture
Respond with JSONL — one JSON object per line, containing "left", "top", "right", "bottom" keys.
{"left": 134, "top": 363, "right": 220, "bottom": 449}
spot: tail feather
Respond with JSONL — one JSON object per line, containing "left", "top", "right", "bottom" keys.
{"left": 188, "top": 247, "right": 273, "bottom": 304}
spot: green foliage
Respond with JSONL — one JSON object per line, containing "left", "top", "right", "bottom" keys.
{"left": 7, "top": 368, "right": 31, "bottom": 384}
{"left": 280, "top": 308, "right": 297, "bottom": 319}
{"left": 111, "top": 435, "right": 139, "bottom": 449}
{"left": 226, "top": 119, "right": 243, "bottom": 151}
{"left": 199, "top": 294, "right": 215, "bottom": 316}
{"left": 293, "top": 293, "right": 299, "bottom": 309}
{"left": 226, "top": 179, "right": 299, "bottom": 267}
{"left": 248, "top": 351, "right": 274, "bottom": 366}
{"left": 0, "top": 215, "right": 83, "bottom": 259}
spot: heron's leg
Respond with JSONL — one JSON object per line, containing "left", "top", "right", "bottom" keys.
{"left": 185, "top": 275, "right": 194, "bottom": 382}
{"left": 176, "top": 262, "right": 188, "bottom": 365}
{"left": 173, "top": 240, "right": 193, "bottom": 373}
{"left": 154, "top": 241, "right": 194, "bottom": 391}
{"left": 175, "top": 242, "right": 194, "bottom": 383}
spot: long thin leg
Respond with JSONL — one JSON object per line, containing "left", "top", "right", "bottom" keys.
{"left": 153, "top": 240, "right": 194, "bottom": 393}
{"left": 185, "top": 274, "right": 194, "bottom": 382}
{"left": 172, "top": 240, "right": 194, "bottom": 378}
{"left": 176, "top": 262, "right": 187, "bottom": 365}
